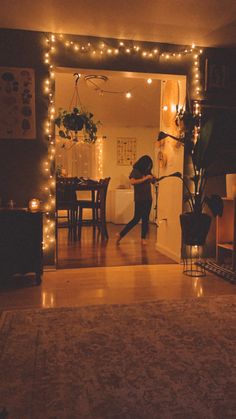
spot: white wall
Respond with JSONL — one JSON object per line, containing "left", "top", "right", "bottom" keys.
{"left": 155, "top": 79, "right": 186, "bottom": 262}
{"left": 155, "top": 141, "right": 184, "bottom": 262}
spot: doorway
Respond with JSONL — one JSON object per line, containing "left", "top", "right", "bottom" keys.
{"left": 55, "top": 68, "right": 185, "bottom": 268}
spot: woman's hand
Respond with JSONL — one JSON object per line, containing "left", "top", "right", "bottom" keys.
{"left": 130, "top": 174, "right": 156, "bottom": 185}
{"left": 145, "top": 174, "right": 158, "bottom": 183}
{"left": 145, "top": 174, "right": 153, "bottom": 180}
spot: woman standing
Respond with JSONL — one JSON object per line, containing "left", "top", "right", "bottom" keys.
{"left": 116, "top": 155, "right": 157, "bottom": 245}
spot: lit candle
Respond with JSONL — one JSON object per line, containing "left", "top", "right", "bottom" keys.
{"left": 28, "top": 198, "right": 41, "bottom": 212}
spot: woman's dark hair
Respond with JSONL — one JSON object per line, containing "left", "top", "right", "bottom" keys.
{"left": 133, "top": 155, "right": 153, "bottom": 175}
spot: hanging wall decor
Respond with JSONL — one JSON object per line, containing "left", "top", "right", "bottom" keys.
{"left": 0, "top": 67, "right": 36, "bottom": 140}
{"left": 204, "top": 59, "right": 227, "bottom": 91}
{"left": 117, "top": 137, "right": 137, "bottom": 165}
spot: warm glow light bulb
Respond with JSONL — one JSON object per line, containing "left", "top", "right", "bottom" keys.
{"left": 147, "top": 78, "right": 152, "bottom": 84}
{"left": 126, "top": 92, "right": 132, "bottom": 98}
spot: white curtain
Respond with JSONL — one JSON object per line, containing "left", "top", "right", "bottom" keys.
{"left": 56, "top": 136, "right": 103, "bottom": 180}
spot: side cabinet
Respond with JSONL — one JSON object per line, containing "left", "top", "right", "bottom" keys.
{"left": 0, "top": 209, "right": 43, "bottom": 284}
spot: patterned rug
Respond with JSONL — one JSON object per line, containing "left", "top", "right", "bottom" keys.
{"left": 1, "top": 297, "right": 236, "bottom": 419}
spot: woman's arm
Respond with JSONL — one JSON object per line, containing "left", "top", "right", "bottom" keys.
{"left": 130, "top": 174, "right": 153, "bottom": 185}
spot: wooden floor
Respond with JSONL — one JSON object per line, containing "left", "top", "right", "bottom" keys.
{"left": 57, "top": 222, "right": 175, "bottom": 269}
{"left": 0, "top": 264, "right": 236, "bottom": 311}
{"left": 1, "top": 222, "right": 236, "bottom": 312}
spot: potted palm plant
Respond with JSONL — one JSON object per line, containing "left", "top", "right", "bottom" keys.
{"left": 157, "top": 106, "right": 236, "bottom": 246}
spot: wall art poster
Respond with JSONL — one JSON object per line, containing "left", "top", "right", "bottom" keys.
{"left": 0, "top": 67, "right": 36, "bottom": 139}
{"left": 117, "top": 137, "right": 137, "bottom": 166}
{"left": 204, "top": 59, "right": 227, "bottom": 91}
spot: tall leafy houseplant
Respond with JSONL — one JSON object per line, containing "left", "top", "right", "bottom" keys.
{"left": 157, "top": 107, "right": 236, "bottom": 245}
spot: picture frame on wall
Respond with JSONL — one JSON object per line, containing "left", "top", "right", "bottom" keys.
{"left": 204, "top": 59, "right": 227, "bottom": 91}
{"left": 0, "top": 67, "right": 36, "bottom": 140}
{"left": 117, "top": 137, "right": 137, "bottom": 166}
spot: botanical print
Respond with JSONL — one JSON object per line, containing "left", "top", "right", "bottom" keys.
{"left": 0, "top": 67, "right": 36, "bottom": 139}
{"left": 117, "top": 137, "right": 136, "bottom": 165}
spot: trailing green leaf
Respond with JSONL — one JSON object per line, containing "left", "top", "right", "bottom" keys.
{"left": 55, "top": 107, "right": 101, "bottom": 144}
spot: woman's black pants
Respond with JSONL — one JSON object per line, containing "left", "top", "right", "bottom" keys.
{"left": 119, "top": 200, "right": 152, "bottom": 239}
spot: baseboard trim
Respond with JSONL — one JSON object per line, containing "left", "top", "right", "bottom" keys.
{"left": 44, "top": 265, "right": 56, "bottom": 272}
{"left": 155, "top": 243, "right": 181, "bottom": 263}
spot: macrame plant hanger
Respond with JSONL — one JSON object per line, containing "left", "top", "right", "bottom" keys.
{"left": 55, "top": 71, "right": 100, "bottom": 149}
{"left": 62, "top": 73, "right": 85, "bottom": 149}
{"left": 70, "top": 73, "right": 83, "bottom": 113}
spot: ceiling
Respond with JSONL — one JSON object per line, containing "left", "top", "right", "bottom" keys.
{"left": 56, "top": 70, "right": 162, "bottom": 129}
{"left": 1, "top": 0, "right": 236, "bottom": 48}
{"left": 55, "top": 69, "right": 185, "bottom": 129}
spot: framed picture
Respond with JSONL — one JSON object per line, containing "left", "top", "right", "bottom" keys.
{"left": 117, "top": 137, "right": 137, "bottom": 166}
{"left": 204, "top": 59, "right": 227, "bottom": 91}
{"left": 0, "top": 67, "right": 36, "bottom": 139}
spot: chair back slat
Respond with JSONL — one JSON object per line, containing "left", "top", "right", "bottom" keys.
{"left": 56, "top": 177, "right": 77, "bottom": 204}
{"left": 96, "top": 177, "right": 111, "bottom": 208}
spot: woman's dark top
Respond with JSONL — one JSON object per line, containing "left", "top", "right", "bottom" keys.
{"left": 129, "top": 168, "right": 152, "bottom": 202}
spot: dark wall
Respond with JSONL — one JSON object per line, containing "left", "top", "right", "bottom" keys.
{"left": 0, "top": 29, "right": 190, "bottom": 208}
{"left": 1, "top": 28, "right": 235, "bottom": 207}
{"left": 0, "top": 28, "right": 235, "bottom": 263}
{"left": 0, "top": 29, "right": 48, "bottom": 207}
{"left": 201, "top": 48, "right": 236, "bottom": 107}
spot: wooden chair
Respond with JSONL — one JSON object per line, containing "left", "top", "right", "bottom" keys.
{"left": 77, "top": 177, "right": 110, "bottom": 240}
{"left": 56, "top": 177, "right": 78, "bottom": 238}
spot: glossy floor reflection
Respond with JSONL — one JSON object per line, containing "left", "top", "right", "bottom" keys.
{"left": 0, "top": 264, "right": 236, "bottom": 311}
{"left": 57, "top": 223, "right": 175, "bottom": 269}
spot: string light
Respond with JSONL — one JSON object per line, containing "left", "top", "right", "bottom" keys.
{"left": 51, "top": 33, "right": 204, "bottom": 62}
{"left": 95, "top": 138, "right": 103, "bottom": 178}
{"left": 42, "top": 36, "right": 57, "bottom": 252}
{"left": 42, "top": 32, "right": 203, "bottom": 254}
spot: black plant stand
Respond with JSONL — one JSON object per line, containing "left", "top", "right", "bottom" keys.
{"left": 182, "top": 243, "right": 206, "bottom": 277}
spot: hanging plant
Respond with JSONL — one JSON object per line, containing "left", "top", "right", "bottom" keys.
{"left": 54, "top": 73, "right": 101, "bottom": 144}
{"left": 55, "top": 107, "right": 100, "bottom": 144}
